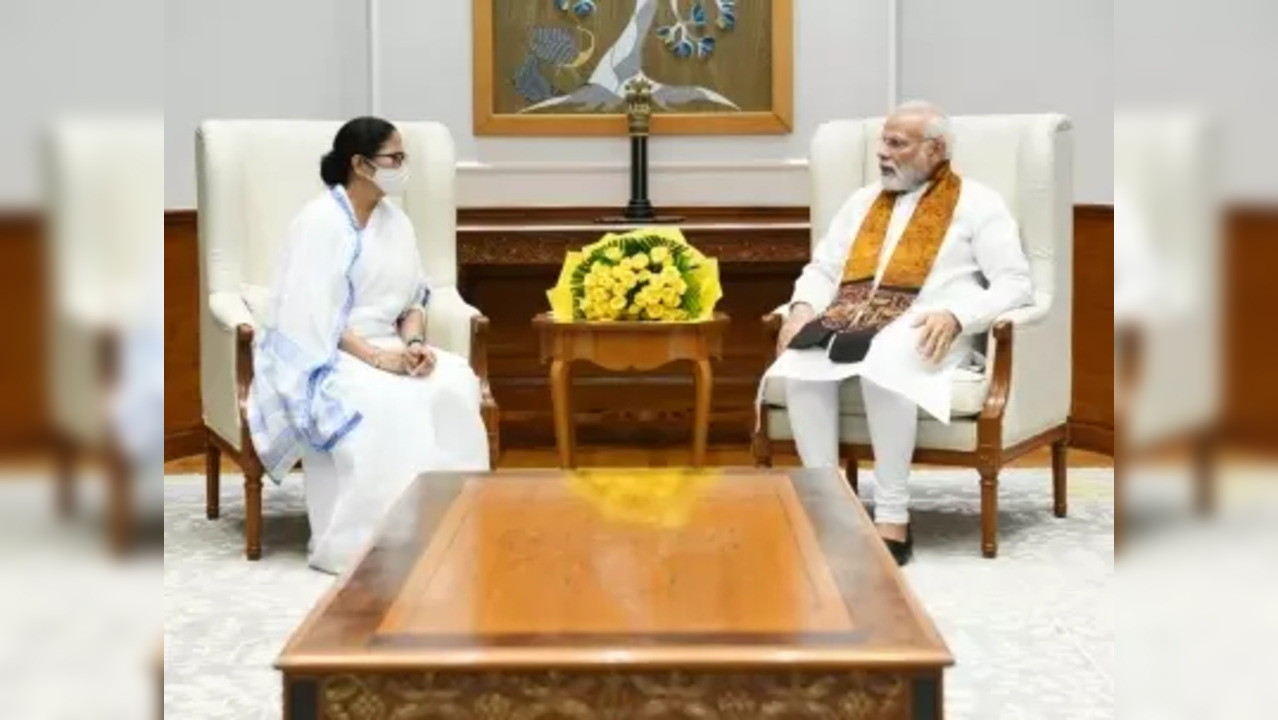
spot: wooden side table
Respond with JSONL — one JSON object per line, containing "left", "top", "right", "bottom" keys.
{"left": 533, "top": 312, "right": 728, "bottom": 468}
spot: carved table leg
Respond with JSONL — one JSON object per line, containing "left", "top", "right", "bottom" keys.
{"left": 692, "top": 359, "right": 713, "bottom": 468}
{"left": 550, "top": 359, "right": 576, "bottom": 469}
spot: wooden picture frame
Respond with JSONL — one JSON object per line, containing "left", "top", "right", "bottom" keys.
{"left": 473, "top": 0, "right": 793, "bottom": 136}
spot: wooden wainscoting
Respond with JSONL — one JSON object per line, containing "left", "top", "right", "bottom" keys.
{"left": 164, "top": 211, "right": 204, "bottom": 460}
{"left": 460, "top": 205, "right": 1119, "bottom": 450}
{"left": 457, "top": 206, "right": 810, "bottom": 447}
{"left": 0, "top": 213, "right": 50, "bottom": 454}
{"left": 1069, "top": 205, "right": 1116, "bottom": 455}
{"left": 8, "top": 204, "right": 1124, "bottom": 461}
{"left": 1224, "top": 205, "right": 1278, "bottom": 450}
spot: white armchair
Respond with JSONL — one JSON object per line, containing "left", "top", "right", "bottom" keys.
{"left": 754, "top": 114, "right": 1074, "bottom": 558}
{"left": 196, "top": 120, "right": 499, "bottom": 560}
{"left": 1114, "top": 113, "right": 1221, "bottom": 524}
{"left": 44, "top": 116, "right": 163, "bottom": 553}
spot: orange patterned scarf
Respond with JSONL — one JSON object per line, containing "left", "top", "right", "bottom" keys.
{"left": 788, "top": 162, "right": 962, "bottom": 363}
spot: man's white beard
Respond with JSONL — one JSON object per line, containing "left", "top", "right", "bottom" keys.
{"left": 881, "top": 163, "right": 927, "bottom": 192}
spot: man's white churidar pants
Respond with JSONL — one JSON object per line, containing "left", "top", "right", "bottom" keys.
{"left": 786, "top": 378, "right": 918, "bottom": 524}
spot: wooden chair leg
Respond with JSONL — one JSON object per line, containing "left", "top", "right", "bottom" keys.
{"left": 1194, "top": 431, "right": 1216, "bottom": 517}
{"left": 980, "top": 469, "right": 999, "bottom": 558}
{"left": 485, "top": 407, "right": 501, "bottom": 471}
{"left": 1051, "top": 438, "right": 1068, "bottom": 518}
{"left": 54, "top": 436, "right": 77, "bottom": 518}
{"left": 752, "top": 410, "right": 773, "bottom": 468}
{"left": 107, "top": 448, "right": 133, "bottom": 556}
{"left": 244, "top": 469, "right": 263, "bottom": 561}
{"left": 205, "top": 436, "right": 221, "bottom": 520}
{"left": 844, "top": 445, "right": 860, "bottom": 495}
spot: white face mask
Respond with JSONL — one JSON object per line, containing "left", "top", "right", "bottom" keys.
{"left": 369, "top": 164, "right": 410, "bottom": 196}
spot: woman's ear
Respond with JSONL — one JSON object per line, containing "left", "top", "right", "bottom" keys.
{"left": 349, "top": 155, "right": 368, "bottom": 181}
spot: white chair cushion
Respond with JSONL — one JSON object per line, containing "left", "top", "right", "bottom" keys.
{"left": 761, "top": 369, "right": 990, "bottom": 418}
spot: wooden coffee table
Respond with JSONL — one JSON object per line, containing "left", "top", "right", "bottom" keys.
{"left": 277, "top": 468, "right": 953, "bottom": 719}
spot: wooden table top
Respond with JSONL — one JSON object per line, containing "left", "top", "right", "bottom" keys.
{"left": 277, "top": 468, "right": 952, "bottom": 674}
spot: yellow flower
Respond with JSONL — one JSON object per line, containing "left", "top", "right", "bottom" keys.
{"left": 650, "top": 246, "right": 669, "bottom": 263}
{"left": 629, "top": 251, "right": 650, "bottom": 268}
{"left": 609, "top": 296, "right": 626, "bottom": 311}
{"left": 604, "top": 246, "right": 623, "bottom": 262}
{"left": 674, "top": 279, "right": 688, "bottom": 294}
{"left": 662, "top": 264, "right": 680, "bottom": 279}
{"left": 663, "top": 293, "right": 680, "bottom": 308}
{"left": 647, "top": 304, "right": 666, "bottom": 319}
{"left": 638, "top": 269, "right": 652, "bottom": 282}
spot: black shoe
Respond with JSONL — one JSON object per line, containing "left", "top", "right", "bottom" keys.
{"left": 882, "top": 525, "right": 913, "bottom": 566}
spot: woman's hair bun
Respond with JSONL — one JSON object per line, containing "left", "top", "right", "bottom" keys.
{"left": 319, "top": 150, "right": 345, "bottom": 186}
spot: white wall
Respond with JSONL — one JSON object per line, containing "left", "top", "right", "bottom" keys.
{"left": 1116, "top": 0, "right": 1278, "bottom": 202}
{"left": 0, "top": 0, "right": 163, "bottom": 209}
{"left": 164, "top": 0, "right": 369, "bottom": 208}
{"left": 6, "top": 0, "right": 1166, "bottom": 209}
{"left": 900, "top": 0, "right": 1113, "bottom": 204}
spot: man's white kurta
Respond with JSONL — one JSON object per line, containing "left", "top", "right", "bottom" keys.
{"left": 762, "top": 177, "right": 1034, "bottom": 422}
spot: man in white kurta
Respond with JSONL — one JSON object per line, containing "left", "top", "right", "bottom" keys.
{"left": 765, "top": 102, "right": 1033, "bottom": 563}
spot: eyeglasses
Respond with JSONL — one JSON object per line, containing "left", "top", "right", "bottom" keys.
{"left": 366, "top": 152, "right": 407, "bottom": 168}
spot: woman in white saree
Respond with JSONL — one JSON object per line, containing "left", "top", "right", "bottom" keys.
{"left": 247, "top": 117, "right": 490, "bottom": 574}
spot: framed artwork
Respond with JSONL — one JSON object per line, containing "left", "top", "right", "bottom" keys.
{"left": 473, "top": 0, "right": 793, "bottom": 136}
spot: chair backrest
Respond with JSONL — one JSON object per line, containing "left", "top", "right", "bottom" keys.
{"left": 195, "top": 119, "right": 459, "bottom": 305}
{"left": 43, "top": 116, "right": 163, "bottom": 441}
{"left": 809, "top": 115, "right": 1074, "bottom": 314}
{"left": 1114, "top": 112, "right": 1221, "bottom": 443}
{"left": 45, "top": 116, "right": 164, "bottom": 323}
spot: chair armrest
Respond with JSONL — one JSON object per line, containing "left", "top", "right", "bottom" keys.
{"left": 425, "top": 286, "right": 481, "bottom": 361}
{"left": 979, "top": 294, "right": 1057, "bottom": 424}
{"left": 991, "top": 293, "right": 1052, "bottom": 329}
{"left": 979, "top": 321, "right": 1015, "bottom": 421}
{"left": 209, "top": 291, "right": 255, "bottom": 332}
{"left": 468, "top": 313, "right": 502, "bottom": 468}
{"left": 235, "top": 325, "right": 254, "bottom": 411}
{"left": 761, "top": 306, "right": 786, "bottom": 362}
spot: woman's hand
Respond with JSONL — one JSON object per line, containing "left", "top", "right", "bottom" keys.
{"left": 371, "top": 349, "right": 411, "bottom": 375}
{"left": 404, "top": 342, "right": 435, "bottom": 377}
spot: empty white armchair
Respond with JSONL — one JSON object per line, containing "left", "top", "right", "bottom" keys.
{"left": 196, "top": 120, "right": 499, "bottom": 560}
{"left": 1114, "top": 112, "right": 1221, "bottom": 522}
{"left": 1114, "top": 113, "right": 1221, "bottom": 448}
{"left": 754, "top": 114, "right": 1074, "bottom": 557}
{"left": 44, "top": 116, "right": 163, "bottom": 552}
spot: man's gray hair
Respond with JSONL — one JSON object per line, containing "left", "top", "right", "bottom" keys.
{"left": 893, "top": 100, "right": 955, "bottom": 159}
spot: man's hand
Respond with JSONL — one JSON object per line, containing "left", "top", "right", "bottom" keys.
{"left": 913, "top": 310, "right": 961, "bottom": 364}
{"left": 405, "top": 342, "right": 436, "bottom": 377}
{"left": 777, "top": 303, "right": 816, "bottom": 355}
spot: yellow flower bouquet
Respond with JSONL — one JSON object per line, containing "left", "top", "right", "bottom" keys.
{"left": 567, "top": 470, "right": 720, "bottom": 528}
{"left": 547, "top": 227, "right": 722, "bottom": 322}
